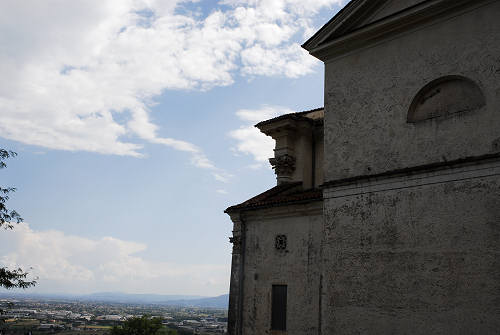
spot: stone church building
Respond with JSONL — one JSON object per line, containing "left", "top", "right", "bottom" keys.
{"left": 225, "top": 0, "right": 500, "bottom": 334}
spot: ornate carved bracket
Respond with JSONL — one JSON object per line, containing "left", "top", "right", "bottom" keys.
{"left": 269, "top": 154, "right": 296, "bottom": 177}
{"left": 229, "top": 235, "right": 242, "bottom": 254}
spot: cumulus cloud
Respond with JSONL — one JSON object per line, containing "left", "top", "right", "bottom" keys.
{"left": 0, "top": 223, "right": 229, "bottom": 295}
{"left": 0, "top": 0, "right": 344, "bottom": 163}
{"left": 229, "top": 105, "right": 293, "bottom": 165}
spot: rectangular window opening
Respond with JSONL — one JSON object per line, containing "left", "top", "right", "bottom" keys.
{"left": 271, "top": 285, "right": 287, "bottom": 331}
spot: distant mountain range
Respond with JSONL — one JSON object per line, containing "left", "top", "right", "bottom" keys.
{"left": 156, "top": 294, "right": 229, "bottom": 308}
{"left": 0, "top": 291, "right": 229, "bottom": 309}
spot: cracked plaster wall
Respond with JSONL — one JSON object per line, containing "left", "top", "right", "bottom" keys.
{"left": 322, "top": 174, "right": 500, "bottom": 334}
{"left": 241, "top": 204, "right": 322, "bottom": 335}
{"left": 324, "top": 2, "right": 500, "bottom": 181}
{"left": 321, "top": 2, "right": 500, "bottom": 333}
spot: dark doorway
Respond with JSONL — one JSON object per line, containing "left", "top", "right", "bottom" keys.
{"left": 271, "top": 285, "right": 287, "bottom": 331}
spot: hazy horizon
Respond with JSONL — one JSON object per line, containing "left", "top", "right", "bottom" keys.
{"left": 1, "top": 290, "right": 223, "bottom": 298}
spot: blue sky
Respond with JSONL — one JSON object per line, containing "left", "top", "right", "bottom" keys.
{"left": 0, "top": 0, "right": 344, "bottom": 296}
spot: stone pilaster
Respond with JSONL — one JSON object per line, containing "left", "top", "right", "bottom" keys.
{"left": 227, "top": 212, "right": 244, "bottom": 335}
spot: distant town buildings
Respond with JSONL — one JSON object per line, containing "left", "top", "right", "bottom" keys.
{"left": 0, "top": 297, "right": 228, "bottom": 334}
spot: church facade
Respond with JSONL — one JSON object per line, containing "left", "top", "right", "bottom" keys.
{"left": 225, "top": 0, "right": 500, "bottom": 334}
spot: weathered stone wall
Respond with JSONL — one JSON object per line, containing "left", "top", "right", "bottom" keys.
{"left": 314, "top": 127, "right": 324, "bottom": 188}
{"left": 323, "top": 1, "right": 500, "bottom": 181}
{"left": 322, "top": 167, "right": 500, "bottom": 334}
{"left": 227, "top": 214, "right": 244, "bottom": 335}
{"left": 321, "top": 2, "right": 500, "bottom": 333}
{"left": 291, "top": 126, "right": 314, "bottom": 188}
{"left": 240, "top": 203, "right": 322, "bottom": 335}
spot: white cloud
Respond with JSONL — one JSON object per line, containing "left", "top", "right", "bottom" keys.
{"left": 236, "top": 105, "right": 290, "bottom": 123}
{"left": 229, "top": 105, "right": 293, "bottom": 165}
{"left": 241, "top": 43, "right": 317, "bottom": 78}
{"left": 0, "top": 223, "right": 229, "bottom": 295}
{"left": 216, "top": 189, "right": 228, "bottom": 195}
{"left": 0, "top": 0, "right": 344, "bottom": 168}
{"left": 213, "top": 172, "right": 233, "bottom": 183}
{"left": 229, "top": 127, "right": 274, "bottom": 163}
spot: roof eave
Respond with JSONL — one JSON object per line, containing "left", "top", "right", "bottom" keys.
{"left": 224, "top": 182, "right": 303, "bottom": 213}
{"left": 302, "top": 0, "right": 366, "bottom": 52}
{"left": 304, "top": 0, "right": 488, "bottom": 62}
{"left": 225, "top": 195, "right": 323, "bottom": 213}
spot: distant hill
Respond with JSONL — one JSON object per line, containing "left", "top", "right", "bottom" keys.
{"left": 0, "top": 291, "right": 229, "bottom": 309}
{"left": 160, "top": 294, "right": 229, "bottom": 309}
{"left": 78, "top": 292, "right": 207, "bottom": 304}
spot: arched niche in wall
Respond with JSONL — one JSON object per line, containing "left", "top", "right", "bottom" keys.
{"left": 408, "top": 75, "right": 485, "bottom": 123}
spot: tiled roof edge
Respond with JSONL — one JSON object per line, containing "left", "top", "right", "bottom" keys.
{"left": 225, "top": 182, "right": 323, "bottom": 213}
{"left": 255, "top": 107, "right": 324, "bottom": 128}
{"left": 226, "top": 191, "right": 323, "bottom": 213}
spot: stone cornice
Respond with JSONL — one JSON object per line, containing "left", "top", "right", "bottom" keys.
{"left": 257, "top": 118, "right": 309, "bottom": 138}
{"left": 304, "top": 0, "right": 494, "bottom": 62}
{"left": 302, "top": 0, "right": 380, "bottom": 51}
{"left": 322, "top": 153, "right": 500, "bottom": 197}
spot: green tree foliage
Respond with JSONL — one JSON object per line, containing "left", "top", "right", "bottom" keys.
{"left": 110, "top": 315, "right": 174, "bottom": 335}
{"left": 158, "top": 328, "right": 179, "bottom": 335}
{"left": 0, "top": 150, "right": 22, "bottom": 229}
{"left": 0, "top": 149, "right": 36, "bottom": 289}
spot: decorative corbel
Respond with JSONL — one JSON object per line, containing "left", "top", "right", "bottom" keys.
{"left": 269, "top": 154, "right": 296, "bottom": 182}
{"left": 229, "top": 235, "right": 242, "bottom": 254}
